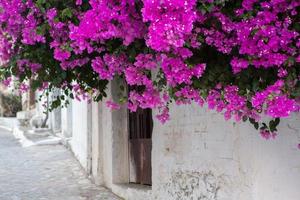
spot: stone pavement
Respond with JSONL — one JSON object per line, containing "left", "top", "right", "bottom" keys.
{"left": 0, "top": 128, "right": 121, "bottom": 200}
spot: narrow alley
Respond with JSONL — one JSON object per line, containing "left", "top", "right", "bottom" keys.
{"left": 0, "top": 128, "right": 121, "bottom": 200}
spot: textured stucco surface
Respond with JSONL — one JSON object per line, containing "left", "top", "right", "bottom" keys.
{"left": 70, "top": 100, "right": 89, "bottom": 170}
{"left": 0, "top": 128, "right": 121, "bottom": 200}
{"left": 66, "top": 85, "right": 300, "bottom": 200}
{"left": 152, "top": 103, "right": 300, "bottom": 200}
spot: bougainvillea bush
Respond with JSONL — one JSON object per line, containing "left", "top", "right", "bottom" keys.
{"left": 0, "top": 0, "right": 299, "bottom": 139}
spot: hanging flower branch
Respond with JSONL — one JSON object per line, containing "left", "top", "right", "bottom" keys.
{"left": 0, "top": 0, "right": 299, "bottom": 139}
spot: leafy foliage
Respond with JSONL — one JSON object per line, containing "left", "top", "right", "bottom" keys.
{"left": 0, "top": 0, "right": 299, "bottom": 139}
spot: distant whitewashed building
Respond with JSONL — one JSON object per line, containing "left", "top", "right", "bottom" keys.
{"left": 36, "top": 80, "right": 300, "bottom": 200}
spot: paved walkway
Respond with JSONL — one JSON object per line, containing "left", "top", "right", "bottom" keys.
{"left": 0, "top": 128, "right": 121, "bottom": 200}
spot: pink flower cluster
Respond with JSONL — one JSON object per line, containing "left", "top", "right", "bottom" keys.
{"left": 260, "top": 129, "right": 277, "bottom": 140}
{"left": 92, "top": 54, "right": 128, "bottom": 80}
{"left": 252, "top": 80, "right": 299, "bottom": 118}
{"left": 142, "top": 0, "right": 197, "bottom": 51}
{"left": 232, "top": 0, "right": 299, "bottom": 74}
{"left": 70, "top": 0, "right": 145, "bottom": 49}
{"left": 0, "top": 0, "right": 44, "bottom": 46}
{"left": 206, "top": 85, "right": 255, "bottom": 122}
{"left": 175, "top": 86, "right": 204, "bottom": 106}
{"left": 21, "top": 13, "right": 45, "bottom": 45}
{"left": 17, "top": 59, "right": 42, "bottom": 73}
{"left": 161, "top": 56, "right": 206, "bottom": 86}
{"left": 0, "top": 0, "right": 299, "bottom": 138}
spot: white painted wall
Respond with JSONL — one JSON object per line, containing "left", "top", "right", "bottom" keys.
{"left": 61, "top": 102, "right": 72, "bottom": 138}
{"left": 97, "top": 81, "right": 129, "bottom": 188}
{"left": 91, "top": 101, "right": 104, "bottom": 185}
{"left": 34, "top": 91, "right": 50, "bottom": 128}
{"left": 66, "top": 85, "right": 300, "bottom": 200}
{"left": 49, "top": 89, "right": 62, "bottom": 133}
{"left": 70, "top": 100, "right": 91, "bottom": 170}
{"left": 151, "top": 103, "right": 300, "bottom": 200}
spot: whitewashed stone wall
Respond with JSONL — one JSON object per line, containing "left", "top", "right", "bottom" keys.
{"left": 152, "top": 103, "right": 300, "bottom": 200}
{"left": 69, "top": 100, "right": 91, "bottom": 170}
{"left": 61, "top": 102, "right": 72, "bottom": 138}
{"left": 49, "top": 89, "right": 62, "bottom": 133}
{"left": 97, "top": 81, "right": 130, "bottom": 188}
{"left": 65, "top": 85, "right": 300, "bottom": 200}
{"left": 35, "top": 91, "right": 91, "bottom": 171}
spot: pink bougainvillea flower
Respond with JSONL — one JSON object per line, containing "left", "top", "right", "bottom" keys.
{"left": 54, "top": 48, "right": 71, "bottom": 62}
{"left": 106, "top": 100, "right": 121, "bottom": 110}
{"left": 260, "top": 130, "right": 277, "bottom": 140}
{"left": 1, "top": 0, "right": 300, "bottom": 141}
{"left": 156, "top": 107, "right": 170, "bottom": 124}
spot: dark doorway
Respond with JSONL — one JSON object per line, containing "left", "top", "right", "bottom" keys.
{"left": 128, "top": 107, "right": 153, "bottom": 185}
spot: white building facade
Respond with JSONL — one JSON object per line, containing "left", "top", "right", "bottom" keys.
{"left": 50, "top": 81, "right": 300, "bottom": 200}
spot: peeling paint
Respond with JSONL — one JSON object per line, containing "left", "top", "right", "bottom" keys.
{"left": 164, "top": 170, "right": 225, "bottom": 200}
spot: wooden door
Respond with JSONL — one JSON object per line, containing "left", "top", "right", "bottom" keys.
{"left": 129, "top": 108, "right": 153, "bottom": 185}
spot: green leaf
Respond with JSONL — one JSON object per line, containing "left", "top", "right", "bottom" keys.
{"left": 249, "top": 118, "right": 259, "bottom": 130}
{"left": 269, "top": 118, "right": 280, "bottom": 132}
{"left": 61, "top": 8, "right": 73, "bottom": 19}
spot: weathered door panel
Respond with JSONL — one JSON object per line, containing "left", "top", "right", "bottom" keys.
{"left": 129, "top": 108, "right": 153, "bottom": 185}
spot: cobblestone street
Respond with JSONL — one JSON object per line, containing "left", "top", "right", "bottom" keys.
{"left": 0, "top": 128, "right": 121, "bottom": 200}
